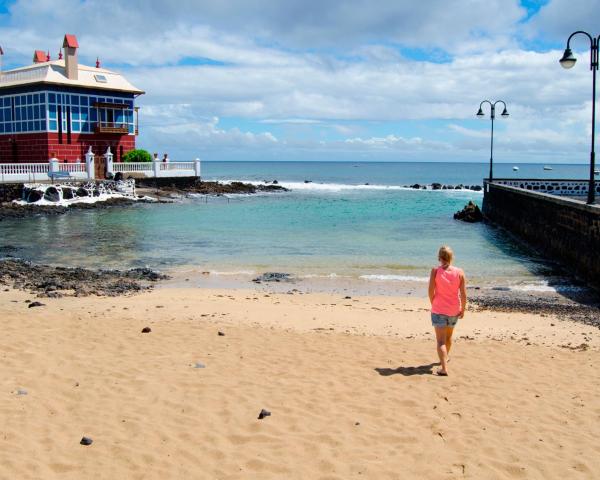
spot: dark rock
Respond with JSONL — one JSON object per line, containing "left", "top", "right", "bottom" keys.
{"left": 258, "top": 409, "right": 271, "bottom": 420}
{"left": 43, "top": 187, "right": 60, "bottom": 202}
{"left": 473, "top": 185, "right": 482, "bottom": 191}
{"left": 453, "top": 201, "right": 483, "bottom": 223}
{"left": 141, "top": 326, "right": 152, "bottom": 333}
{"left": 28, "top": 301, "right": 45, "bottom": 308}
{"left": 432, "top": 183, "right": 442, "bottom": 190}
{"left": 272, "top": 180, "right": 278, "bottom": 184}
{"left": 218, "top": 331, "right": 225, "bottom": 336}
{"left": 344, "top": 296, "right": 352, "bottom": 299}
{"left": 0, "top": 259, "right": 169, "bottom": 298}
{"left": 80, "top": 437, "right": 93, "bottom": 446}
{"left": 252, "top": 272, "right": 293, "bottom": 283}
{"left": 411, "top": 184, "right": 421, "bottom": 189}
{"left": 304, "top": 180, "right": 312, "bottom": 183}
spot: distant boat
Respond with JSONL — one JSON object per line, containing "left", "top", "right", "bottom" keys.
{"left": 595, "top": 169, "right": 599, "bottom": 175}
{"left": 543, "top": 166, "right": 553, "bottom": 171}
{"left": 512, "top": 166, "right": 519, "bottom": 171}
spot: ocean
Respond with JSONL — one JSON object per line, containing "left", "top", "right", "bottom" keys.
{"left": 0, "top": 161, "right": 590, "bottom": 293}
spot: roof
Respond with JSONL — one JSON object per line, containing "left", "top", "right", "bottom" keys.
{"left": 33, "top": 50, "right": 46, "bottom": 63}
{"left": 0, "top": 59, "right": 144, "bottom": 95}
{"left": 63, "top": 34, "right": 79, "bottom": 49}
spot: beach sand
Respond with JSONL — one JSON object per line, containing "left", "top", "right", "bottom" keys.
{"left": 1, "top": 286, "right": 599, "bottom": 479}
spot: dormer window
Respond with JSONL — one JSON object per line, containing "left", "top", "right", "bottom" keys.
{"left": 94, "top": 74, "right": 107, "bottom": 83}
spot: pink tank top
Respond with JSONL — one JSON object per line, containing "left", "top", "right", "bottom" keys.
{"left": 431, "top": 266, "right": 462, "bottom": 316}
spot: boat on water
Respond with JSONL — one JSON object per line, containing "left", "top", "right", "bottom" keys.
{"left": 512, "top": 166, "right": 519, "bottom": 171}
{"left": 543, "top": 166, "right": 553, "bottom": 171}
{"left": 595, "top": 169, "right": 599, "bottom": 175}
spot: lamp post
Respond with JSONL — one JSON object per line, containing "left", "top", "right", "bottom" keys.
{"left": 559, "top": 31, "right": 599, "bottom": 204}
{"left": 476, "top": 100, "right": 509, "bottom": 182}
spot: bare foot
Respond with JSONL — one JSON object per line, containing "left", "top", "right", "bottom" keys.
{"left": 436, "top": 369, "right": 448, "bottom": 376}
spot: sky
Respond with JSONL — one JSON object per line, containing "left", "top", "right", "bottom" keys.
{"left": 0, "top": 0, "right": 598, "bottom": 163}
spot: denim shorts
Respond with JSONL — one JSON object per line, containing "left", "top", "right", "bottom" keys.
{"left": 431, "top": 313, "right": 459, "bottom": 328}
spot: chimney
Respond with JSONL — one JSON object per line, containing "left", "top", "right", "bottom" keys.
{"left": 62, "top": 33, "right": 79, "bottom": 80}
{"left": 33, "top": 50, "right": 46, "bottom": 63}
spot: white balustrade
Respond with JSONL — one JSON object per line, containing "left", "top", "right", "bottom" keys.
{"left": 113, "top": 162, "right": 153, "bottom": 172}
{"left": 1, "top": 157, "right": 201, "bottom": 183}
{"left": 159, "top": 161, "right": 193, "bottom": 171}
{"left": 0, "top": 163, "right": 49, "bottom": 175}
{"left": 57, "top": 163, "right": 86, "bottom": 173}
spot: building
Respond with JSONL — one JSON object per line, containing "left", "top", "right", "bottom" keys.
{"left": 0, "top": 34, "right": 143, "bottom": 176}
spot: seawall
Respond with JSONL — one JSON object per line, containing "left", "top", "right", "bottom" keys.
{"left": 482, "top": 181, "right": 600, "bottom": 290}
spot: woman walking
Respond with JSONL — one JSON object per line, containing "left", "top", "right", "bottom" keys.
{"left": 428, "top": 246, "right": 467, "bottom": 376}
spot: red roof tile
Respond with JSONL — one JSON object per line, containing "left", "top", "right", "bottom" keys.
{"left": 33, "top": 50, "right": 46, "bottom": 63}
{"left": 63, "top": 34, "right": 79, "bottom": 49}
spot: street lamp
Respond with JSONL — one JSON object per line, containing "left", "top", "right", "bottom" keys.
{"left": 476, "top": 100, "right": 509, "bottom": 182}
{"left": 559, "top": 31, "right": 599, "bottom": 204}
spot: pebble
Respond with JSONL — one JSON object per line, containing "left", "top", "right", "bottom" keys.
{"left": 28, "top": 301, "right": 45, "bottom": 308}
{"left": 194, "top": 362, "right": 206, "bottom": 368}
{"left": 141, "top": 326, "right": 152, "bottom": 333}
{"left": 16, "top": 389, "right": 27, "bottom": 396}
{"left": 218, "top": 331, "right": 225, "bottom": 336}
{"left": 80, "top": 436, "right": 93, "bottom": 446}
{"left": 258, "top": 409, "right": 271, "bottom": 420}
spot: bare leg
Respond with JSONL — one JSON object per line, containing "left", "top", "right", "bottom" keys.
{"left": 434, "top": 326, "right": 449, "bottom": 375}
{"left": 445, "top": 326, "right": 454, "bottom": 358}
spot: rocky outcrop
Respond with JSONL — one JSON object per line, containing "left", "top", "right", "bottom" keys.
{"left": 0, "top": 259, "right": 169, "bottom": 297}
{"left": 453, "top": 201, "right": 483, "bottom": 223}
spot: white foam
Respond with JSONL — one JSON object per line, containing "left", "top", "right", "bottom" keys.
{"left": 300, "top": 273, "right": 346, "bottom": 279}
{"left": 212, "top": 179, "right": 483, "bottom": 194}
{"left": 209, "top": 270, "right": 256, "bottom": 276}
{"left": 509, "top": 282, "right": 582, "bottom": 293}
{"left": 360, "top": 274, "right": 429, "bottom": 282}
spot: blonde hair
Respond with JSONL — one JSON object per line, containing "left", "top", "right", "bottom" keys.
{"left": 438, "top": 245, "right": 454, "bottom": 265}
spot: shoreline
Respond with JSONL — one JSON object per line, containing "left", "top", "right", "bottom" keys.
{"left": 1, "top": 257, "right": 598, "bottom": 327}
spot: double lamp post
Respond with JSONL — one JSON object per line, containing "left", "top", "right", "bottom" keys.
{"left": 476, "top": 100, "right": 509, "bottom": 183}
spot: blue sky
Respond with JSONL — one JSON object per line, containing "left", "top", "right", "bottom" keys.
{"left": 0, "top": 0, "right": 598, "bottom": 162}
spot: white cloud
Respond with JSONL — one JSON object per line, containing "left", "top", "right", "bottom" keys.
{"left": 0, "top": 0, "right": 597, "bottom": 161}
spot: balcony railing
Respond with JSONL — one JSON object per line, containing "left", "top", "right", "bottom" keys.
{"left": 95, "top": 122, "right": 129, "bottom": 134}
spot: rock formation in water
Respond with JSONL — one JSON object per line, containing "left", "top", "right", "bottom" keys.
{"left": 453, "top": 201, "right": 483, "bottom": 223}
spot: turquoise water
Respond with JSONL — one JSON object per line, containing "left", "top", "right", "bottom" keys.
{"left": 1, "top": 161, "right": 584, "bottom": 289}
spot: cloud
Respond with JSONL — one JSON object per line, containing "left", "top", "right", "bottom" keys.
{"left": 0, "top": 0, "right": 596, "bottom": 162}
{"left": 527, "top": 0, "right": 600, "bottom": 43}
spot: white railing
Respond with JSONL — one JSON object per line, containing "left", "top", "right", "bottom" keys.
{"left": 113, "top": 162, "right": 153, "bottom": 172}
{"left": 1, "top": 158, "right": 201, "bottom": 183}
{"left": 0, "top": 163, "right": 49, "bottom": 175}
{"left": 159, "top": 161, "right": 194, "bottom": 171}
{"left": 112, "top": 160, "right": 199, "bottom": 178}
{"left": 1, "top": 163, "right": 50, "bottom": 183}
{"left": 57, "top": 162, "right": 86, "bottom": 173}
{"left": 0, "top": 66, "right": 48, "bottom": 84}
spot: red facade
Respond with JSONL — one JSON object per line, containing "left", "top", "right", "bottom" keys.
{"left": 0, "top": 132, "right": 135, "bottom": 163}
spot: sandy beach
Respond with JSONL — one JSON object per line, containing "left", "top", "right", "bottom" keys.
{"left": 1, "top": 286, "right": 599, "bottom": 479}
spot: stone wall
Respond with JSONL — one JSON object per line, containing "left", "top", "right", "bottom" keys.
{"left": 483, "top": 182, "right": 600, "bottom": 289}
